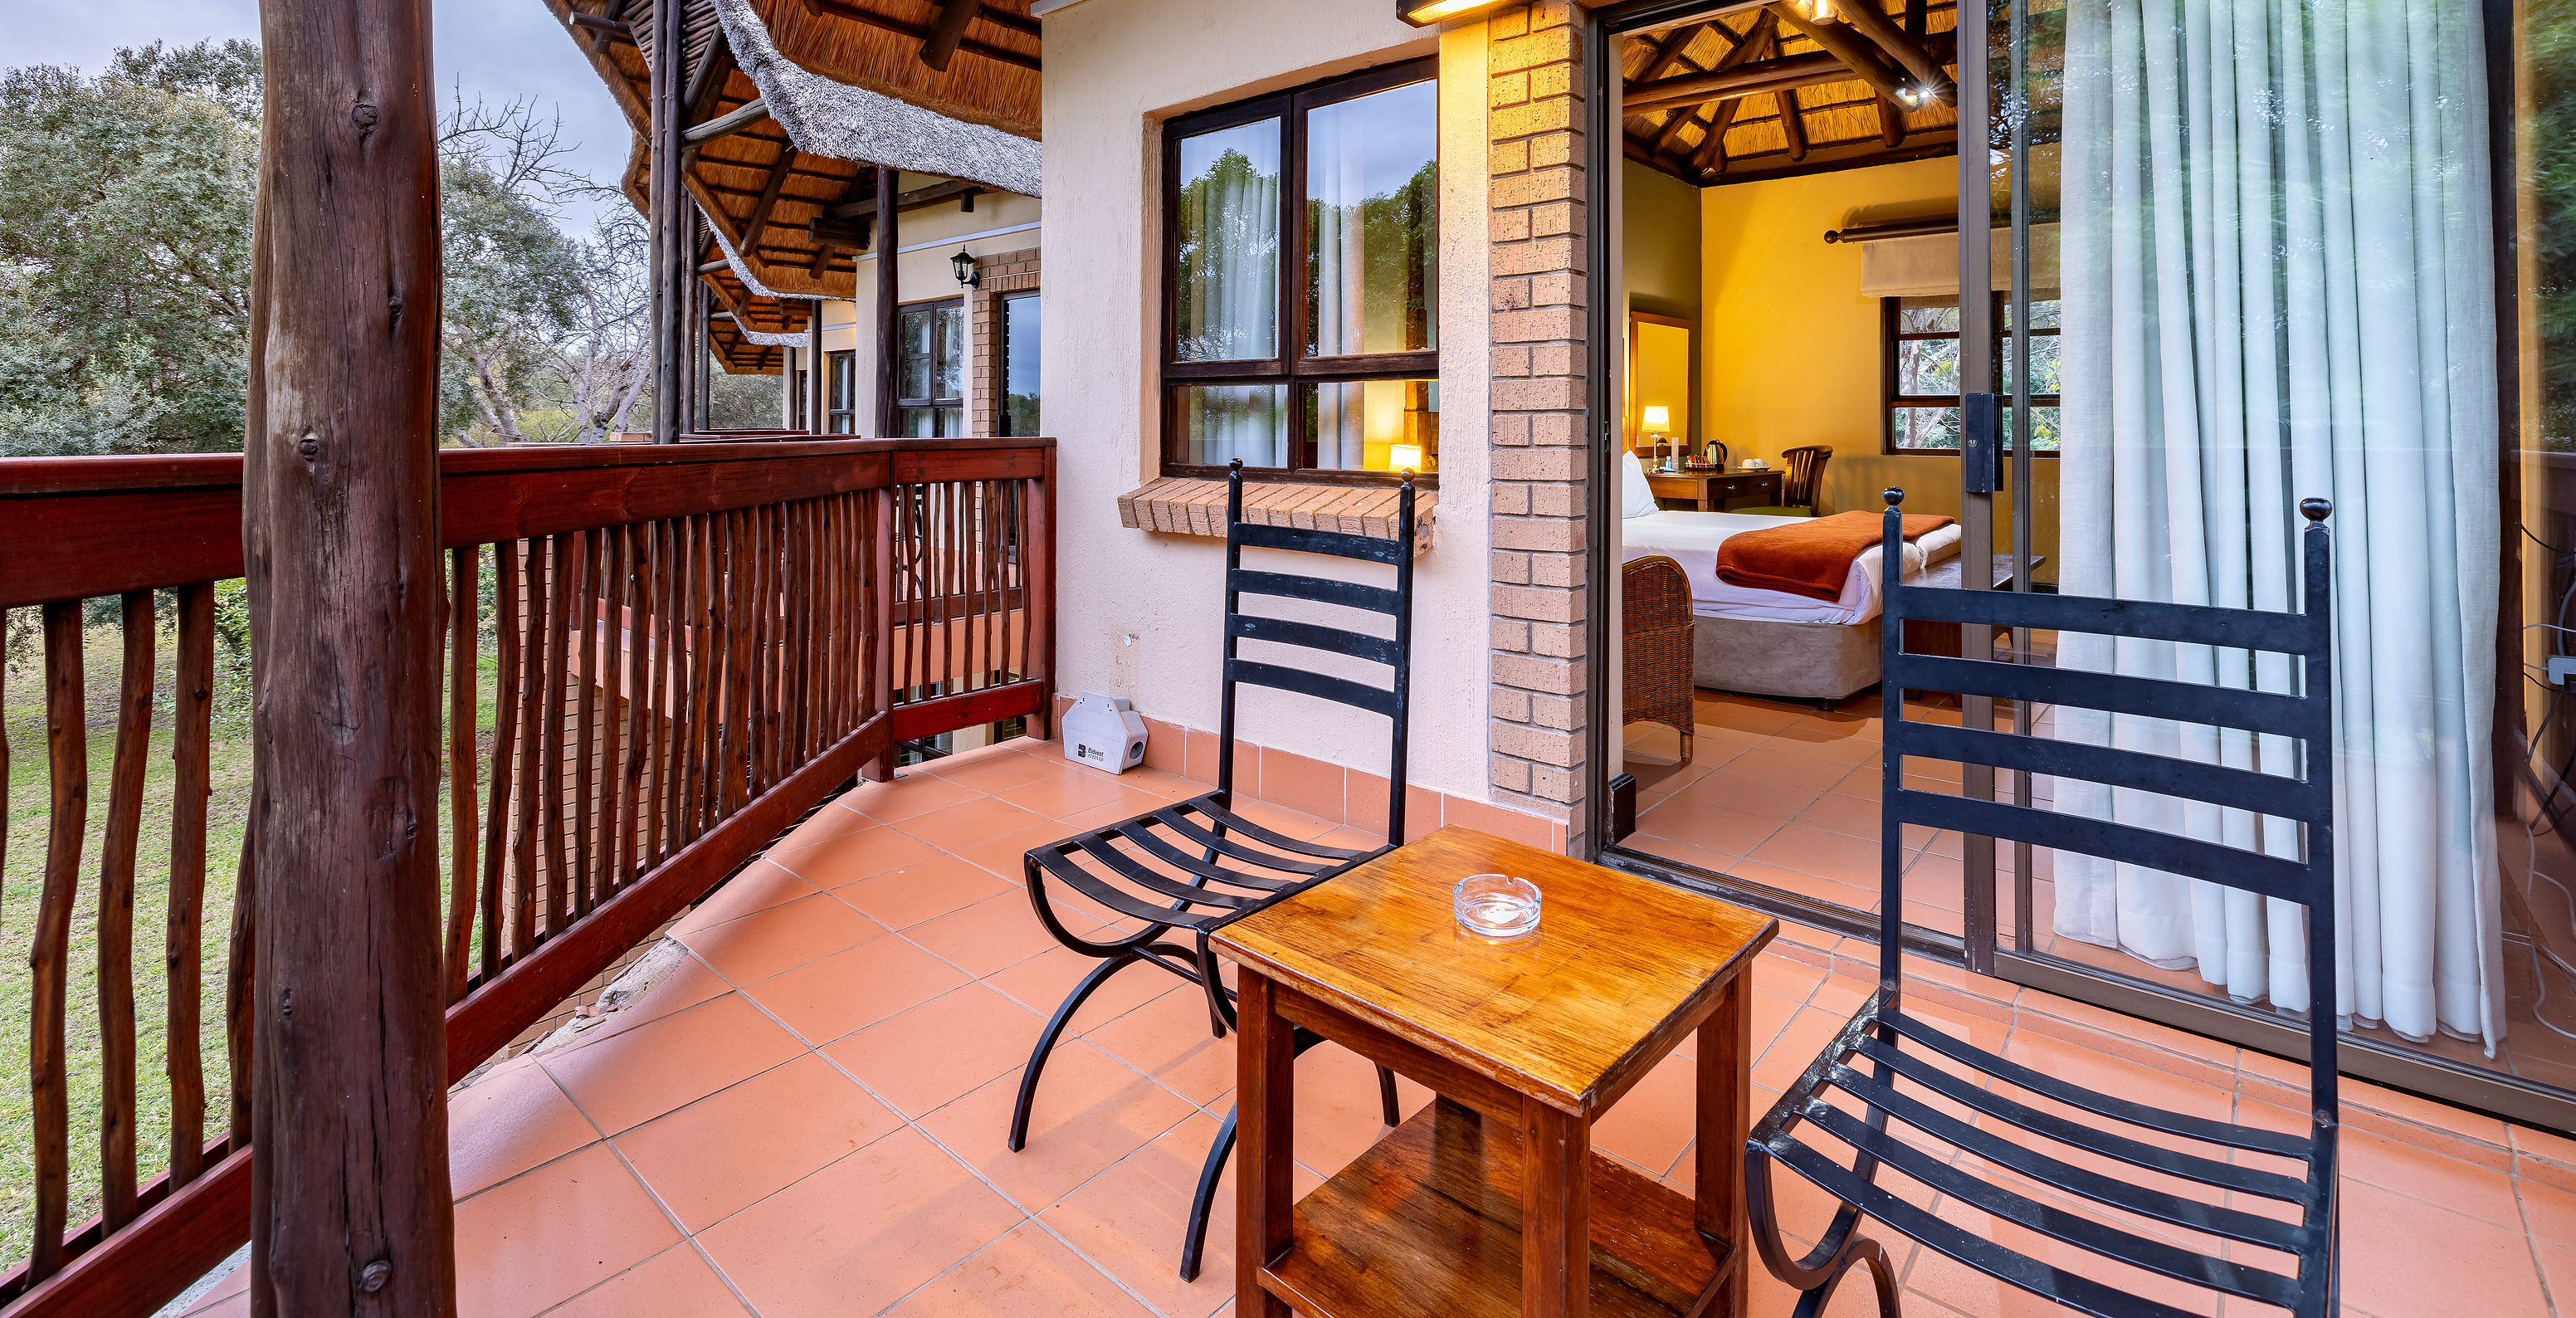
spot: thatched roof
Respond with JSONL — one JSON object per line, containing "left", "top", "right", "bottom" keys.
{"left": 1622, "top": 2, "right": 1966, "bottom": 186}
{"left": 538, "top": 0, "right": 1041, "bottom": 373}
{"left": 737, "top": 0, "right": 1038, "bottom": 141}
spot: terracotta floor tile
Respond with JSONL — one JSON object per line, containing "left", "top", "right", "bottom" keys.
{"left": 174, "top": 1261, "right": 249, "bottom": 1318}
{"left": 878, "top": 1221, "right": 1155, "bottom": 1318}
{"left": 679, "top": 891, "right": 891, "bottom": 984}
{"left": 1081, "top": 978, "right": 1238, "bottom": 1108}
{"left": 1754, "top": 1006, "right": 1857, "bottom": 1093}
{"left": 949, "top": 821, "right": 1077, "bottom": 885}
{"left": 1728, "top": 857, "right": 1879, "bottom": 913}
{"left": 2535, "top": 1239, "right": 2576, "bottom": 1318}
{"left": 1694, "top": 696, "right": 1808, "bottom": 735}
{"left": 544, "top": 951, "right": 735, "bottom": 1057}
{"left": 1042, "top": 1113, "right": 1239, "bottom": 1318}
{"left": 846, "top": 771, "right": 990, "bottom": 824}
{"left": 1632, "top": 799, "right": 1783, "bottom": 857}
{"left": 770, "top": 823, "right": 944, "bottom": 888}
{"left": 908, "top": 891, "right": 1086, "bottom": 979}
{"left": 1290, "top": 1045, "right": 1434, "bottom": 1182}
{"left": 2338, "top": 1181, "right": 2550, "bottom": 1317}
{"left": 450, "top": 1055, "right": 599, "bottom": 1198}
{"left": 1747, "top": 824, "right": 1883, "bottom": 887}
{"left": 540, "top": 993, "right": 806, "bottom": 1135}
{"left": 832, "top": 856, "right": 1019, "bottom": 931}
{"left": 917, "top": 1037, "right": 1198, "bottom": 1213}
{"left": 1218, "top": 797, "right": 1336, "bottom": 842}
{"left": 768, "top": 802, "right": 876, "bottom": 854}
{"left": 545, "top": 1242, "right": 749, "bottom": 1318}
{"left": 1590, "top": 1049, "right": 1698, "bottom": 1179}
{"left": 670, "top": 861, "right": 820, "bottom": 938}
{"left": 895, "top": 798, "right": 1054, "bottom": 853}
{"left": 614, "top": 1053, "right": 901, "bottom": 1233}
{"left": 997, "top": 769, "right": 1163, "bottom": 822}
{"left": 742, "top": 931, "right": 972, "bottom": 1045}
{"left": 2519, "top": 1175, "right": 2576, "bottom": 1246}
{"left": 1668, "top": 766, "right": 1828, "bottom": 823}
{"left": 983, "top": 945, "right": 1193, "bottom": 1037}
{"left": 921, "top": 744, "right": 1071, "bottom": 794}
{"left": 695, "top": 1127, "right": 1027, "bottom": 1318}
{"left": 2338, "top": 1125, "right": 2525, "bottom": 1229}
{"left": 452, "top": 1142, "right": 679, "bottom": 1318}
{"left": 1722, "top": 745, "right": 1860, "bottom": 791}
{"left": 825, "top": 982, "right": 1045, "bottom": 1118}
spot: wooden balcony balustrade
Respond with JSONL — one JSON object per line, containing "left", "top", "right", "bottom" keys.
{"left": 0, "top": 436, "right": 1056, "bottom": 1318}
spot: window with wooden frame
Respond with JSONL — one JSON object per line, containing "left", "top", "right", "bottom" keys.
{"left": 895, "top": 297, "right": 967, "bottom": 437}
{"left": 827, "top": 349, "right": 856, "bottom": 434}
{"left": 998, "top": 290, "right": 1042, "bottom": 437}
{"left": 1881, "top": 292, "right": 2061, "bottom": 454}
{"left": 1160, "top": 58, "right": 1441, "bottom": 484}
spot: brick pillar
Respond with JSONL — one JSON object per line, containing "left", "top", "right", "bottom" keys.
{"left": 1487, "top": 2, "right": 1592, "bottom": 846}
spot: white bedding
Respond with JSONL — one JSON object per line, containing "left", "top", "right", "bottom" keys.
{"left": 1621, "top": 510, "right": 1962, "bottom": 625}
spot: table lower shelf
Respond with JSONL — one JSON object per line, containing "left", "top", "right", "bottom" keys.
{"left": 1259, "top": 1099, "right": 1728, "bottom": 1318}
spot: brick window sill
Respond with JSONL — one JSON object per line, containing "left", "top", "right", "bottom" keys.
{"left": 1115, "top": 477, "right": 1437, "bottom": 552}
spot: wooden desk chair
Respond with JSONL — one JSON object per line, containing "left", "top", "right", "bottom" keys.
{"left": 1737, "top": 444, "right": 1832, "bottom": 517}
{"left": 1745, "top": 490, "right": 2340, "bottom": 1317}
{"left": 1622, "top": 555, "right": 1695, "bottom": 764}
{"left": 1009, "top": 459, "right": 1412, "bottom": 1278}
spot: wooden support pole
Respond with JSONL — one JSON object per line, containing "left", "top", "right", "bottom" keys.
{"left": 243, "top": 0, "right": 456, "bottom": 1305}
{"left": 874, "top": 164, "right": 900, "bottom": 438}
{"left": 807, "top": 300, "right": 827, "bottom": 434}
{"left": 649, "top": 0, "right": 685, "bottom": 442}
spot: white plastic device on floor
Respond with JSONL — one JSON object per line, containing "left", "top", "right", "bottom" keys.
{"left": 1064, "top": 691, "right": 1148, "bottom": 774}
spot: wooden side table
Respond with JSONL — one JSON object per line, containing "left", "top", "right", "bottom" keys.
{"left": 1643, "top": 468, "right": 1783, "bottom": 512}
{"left": 1215, "top": 826, "right": 1777, "bottom": 1318}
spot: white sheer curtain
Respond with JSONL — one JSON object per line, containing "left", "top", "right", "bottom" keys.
{"left": 1310, "top": 105, "right": 1368, "bottom": 469}
{"left": 1177, "top": 122, "right": 1285, "bottom": 466}
{"left": 2055, "top": 0, "right": 2504, "bottom": 1048}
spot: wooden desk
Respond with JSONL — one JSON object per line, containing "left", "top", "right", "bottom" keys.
{"left": 1215, "top": 826, "right": 1776, "bottom": 1318}
{"left": 1643, "top": 468, "right": 1783, "bottom": 512}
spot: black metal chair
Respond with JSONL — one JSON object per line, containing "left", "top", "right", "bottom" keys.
{"left": 1009, "top": 458, "right": 1417, "bottom": 1279}
{"left": 1745, "top": 490, "right": 2340, "bottom": 1318}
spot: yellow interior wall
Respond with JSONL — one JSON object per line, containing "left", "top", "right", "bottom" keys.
{"left": 1631, "top": 321, "right": 1691, "bottom": 448}
{"left": 1622, "top": 159, "right": 1704, "bottom": 452}
{"left": 1699, "top": 156, "right": 2058, "bottom": 578}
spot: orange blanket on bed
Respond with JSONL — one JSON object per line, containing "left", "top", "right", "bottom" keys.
{"left": 1715, "top": 510, "right": 1957, "bottom": 602}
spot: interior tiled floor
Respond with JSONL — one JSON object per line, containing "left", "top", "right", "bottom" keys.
{"left": 177, "top": 734, "right": 2576, "bottom": 1317}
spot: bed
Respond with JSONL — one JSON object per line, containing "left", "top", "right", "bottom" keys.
{"left": 1619, "top": 463, "right": 1961, "bottom": 700}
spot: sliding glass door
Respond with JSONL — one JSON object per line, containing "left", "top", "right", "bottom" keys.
{"left": 1978, "top": 0, "right": 2576, "bottom": 1126}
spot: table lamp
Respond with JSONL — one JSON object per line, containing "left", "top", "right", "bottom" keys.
{"left": 1388, "top": 443, "right": 1424, "bottom": 474}
{"left": 1641, "top": 406, "right": 1672, "bottom": 469}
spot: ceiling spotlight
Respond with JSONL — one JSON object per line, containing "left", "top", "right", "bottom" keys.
{"left": 1808, "top": 0, "right": 1835, "bottom": 21}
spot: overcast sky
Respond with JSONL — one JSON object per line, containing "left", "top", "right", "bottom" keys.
{"left": 14, "top": 0, "right": 633, "bottom": 234}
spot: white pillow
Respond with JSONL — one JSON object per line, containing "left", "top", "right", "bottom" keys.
{"left": 1620, "top": 449, "right": 1661, "bottom": 519}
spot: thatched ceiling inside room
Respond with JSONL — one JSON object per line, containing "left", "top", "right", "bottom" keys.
{"left": 1622, "top": 0, "right": 1964, "bottom": 186}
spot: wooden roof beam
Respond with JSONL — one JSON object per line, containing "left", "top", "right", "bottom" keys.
{"left": 1642, "top": 12, "right": 1775, "bottom": 160}
{"left": 1636, "top": 22, "right": 1712, "bottom": 84}
{"left": 1878, "top": 93, "right": 1906, "bottom": 145}
{"left": 1625, "top": 51, "right": 1848, "bottom": 115}
{"left": 825, "top": 176, "right": 986, "bottom": 219}
{"left": 1769, "top": 5, "right": 1915, "bottom": 108}
{"left": 1776, "top": 85, "right": 1808, "bottom": 161}
{"left": 568, "top": 12, "right": 634, "bottom": 44}
{"left": 1832, "top": 0, "right": 1954, "bottom": 103}
{"left": 808, "top": 0, "right": 1042, "bottom": 73}
{"left": 741, "top": 149, "right": 798, "bottom": 253}
{"left": 920, "top": 0, "right": 980, "bottom": 71}
{"left": 684, "top": 97, "right": 768, "bottom": 144}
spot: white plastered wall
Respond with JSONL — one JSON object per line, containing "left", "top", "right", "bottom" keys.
{"left": 782, "top": 181, "right": 1043, "bottom": 428}
{"left": 1042, "top": 0, "right": 1495, "bottom": 801}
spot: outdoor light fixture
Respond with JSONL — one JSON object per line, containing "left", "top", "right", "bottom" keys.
{"left": 1389, "top": 443, "right": 1425, "bottom": 472}
{"left": 1397, "top": 0, "right": 1514, "bottom": 26}
{"left": 952, "top": 247, "right": 980, "bottom": 288}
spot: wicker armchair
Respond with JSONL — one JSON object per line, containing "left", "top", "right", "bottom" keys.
{"left": 1622, "top": 554, "right": 1695, "bottom": 764}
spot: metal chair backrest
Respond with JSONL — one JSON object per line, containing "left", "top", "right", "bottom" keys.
{"left": 1218, "top": 460, "right": 1418, "bottom": 843}
{"left": 1876, "top": 486, "right": 2339, "bottom": 1117}
{"left": 1782, "top": 445, "right": 1832, "bottom": 507}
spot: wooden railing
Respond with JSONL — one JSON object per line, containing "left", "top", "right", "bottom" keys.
{"left": 0, "top": 437, "right": 1054, "bottom": 1318}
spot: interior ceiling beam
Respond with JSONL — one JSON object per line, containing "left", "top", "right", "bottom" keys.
{"left": 920, "top": 0, "right": 980, "bottom": 71}
{"left": 1878, "top": 93, "right": 1905, "bottom": 146}
{"left": 1647, "top": 12, "right": 1776, "bottom": 164}
{"left": 1835, "top": 0, "right": 1954, "bottom": 99}
{"left": 1768, "top": 4, "right": 1914, "bottom": 108}
{"left": 1775, "top": 83, "right": 1808, "bottom": 161}
{"left": 1636, "top": 21, "right": 1710, "bottom": 84}
{"left": 1623, "top": 29, "right": 1954, "bottom": 115}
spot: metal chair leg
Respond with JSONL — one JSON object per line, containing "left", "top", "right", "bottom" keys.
{"left": 1007, "top": 949, "right": 1140, "bottom": 1152}
{"left": 1178, "top": 1104, "right": 1237, "bottom": 1282}
{"left": 1790, "top": 1237, "right": 1899, "bottom": 1318}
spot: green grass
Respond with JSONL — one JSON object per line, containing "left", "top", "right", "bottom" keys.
{"left": 0, "top": 597, "right": 505, "bottom": 1273}
{"left": 0, "top": 619, "right": 254, "bottom": 1271}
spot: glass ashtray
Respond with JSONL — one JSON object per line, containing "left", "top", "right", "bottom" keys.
{"left": 1453, "top": 873, "right": 1541, "bottom": 939}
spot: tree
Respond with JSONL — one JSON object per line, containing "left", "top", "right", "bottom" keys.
{"left": 0, "top": 42, "right": 260, "bottom": 454}
{"left": 437, "top": 91, "right": 651, "bottom": 445}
